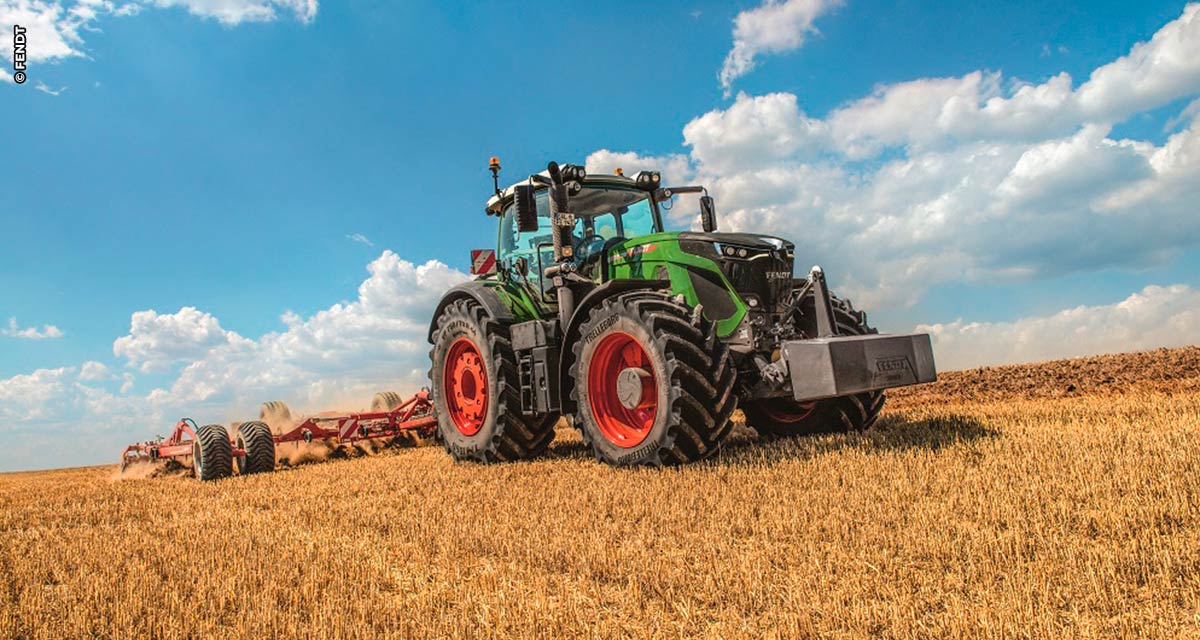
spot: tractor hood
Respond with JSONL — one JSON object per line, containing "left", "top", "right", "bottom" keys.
{"left": 676, "top": 232, "right": 794, "bottom": 252}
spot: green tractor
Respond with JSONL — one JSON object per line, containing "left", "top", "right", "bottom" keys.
{"left": 427, "top": 159, "right": 936, "bottom": 466}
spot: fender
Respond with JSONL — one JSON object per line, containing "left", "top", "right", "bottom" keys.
{"left": 556, "top": 278, "right": 671, "bottom": 413}
{"left": 427, "top": 281, "right": 516, "bottom": 342}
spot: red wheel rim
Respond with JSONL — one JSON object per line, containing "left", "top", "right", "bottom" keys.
{"left": 444, "top": 337, "right": 488, "bottom": 436}
{"left": 759, "top": 398, "right": 816, "bottom": 423}
{"left": 587, "top": 332, "right": 658, "bottom": 448}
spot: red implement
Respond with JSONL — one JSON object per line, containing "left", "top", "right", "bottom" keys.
{"left": 118, "top": 389, "right": 437, "bottom": 480}
{"left": 274, "top": 390, "right": 438, "bottom": 446}
{"left": 119, "top": 418, "right": 246, "bottom": 471}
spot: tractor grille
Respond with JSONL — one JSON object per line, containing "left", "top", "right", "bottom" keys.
{"left": 714, "top": 245, "right": 794, "bottom": 315}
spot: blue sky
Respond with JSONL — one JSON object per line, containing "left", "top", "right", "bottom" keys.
{"left": 2, "top": 0, "right": 1200, "bottom": 471}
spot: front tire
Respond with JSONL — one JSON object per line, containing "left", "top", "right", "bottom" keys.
{"left": 429, "top": 298, "right": 557, "bottom": 462}
{"left": 571, "top": 291, "right": 738, "bottom": 466}
{"left": 743, "top": 297, "right": 885, "bottom": 437}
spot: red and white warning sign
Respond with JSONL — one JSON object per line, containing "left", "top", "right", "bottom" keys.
{"left": 470, "top": 249, "right": 497, "bottom": 275}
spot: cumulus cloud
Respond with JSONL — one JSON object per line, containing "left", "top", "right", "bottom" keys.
{"left": 104, "top": 251, "right": 467, "bottom": 412}
{"left": 684, "top": 92, "right": 828, "bottom": 172}
{"left": 0, "top": 367, "right": 78, "bottom": 422}
{"left": 78, "top": 361, "right": 112, "bottom": 382}
{"left": 113, "top": 306, "right": 248, "bottom": 372}
{"left": 0, "top": 0, "right": 316, "bottom": 77}
{"left": 3, "top": 317, "right": 63, "bottom": 339}
{"left": 712, "top": 5, "right": 1200, "bottom": 160}
{"left": 920, "top": 285, "right": 1200, "bottom": 370}
{"left": 0, "top": 250, "right": 467, "bottom": 471}
{"left": 719, "top": 0, "right": 841, "bottom": 94}
{"left": 616, "top": 3, "right": 1200, "bottom": 307}
{"left": 585, "top": 149, "right": 692, "bottom": 184}
{"left": 158, "top": 251, "right": 467, "bottom": 410}
{"left": 0, "top": 0, "right": 103, "bottom": 65}
{"left": 144, "top": 0, "right": 316, "bottom": 25}
{"left": 1075, "top": 3, "right": 1200, "bottom": 123}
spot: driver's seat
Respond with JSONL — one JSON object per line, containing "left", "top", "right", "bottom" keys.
{"left": 586, "top": 236, "right": 626, "bottom": 280}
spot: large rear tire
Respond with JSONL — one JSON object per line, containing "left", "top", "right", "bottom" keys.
{"left": 743, "top": 297, "right": 885, "bottom": 437}
{"left": 429, "top": 298, "right": 558, "bottom": 462}
{"left": 236, "top": 421, "right": 276, "bottom": 475}
{"left": 571, "top": 291, "right": 738, "bottom": 466}
{"left": 193, "top": 424, "right": 233, "bottom": 481}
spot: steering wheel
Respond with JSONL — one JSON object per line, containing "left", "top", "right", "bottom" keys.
{"left": 573, "top": 232, "right": 607, "bottom": 262}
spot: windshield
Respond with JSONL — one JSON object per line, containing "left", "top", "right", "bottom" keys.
{"left": 499, "top": 186, "right": 660, "bottom": 283}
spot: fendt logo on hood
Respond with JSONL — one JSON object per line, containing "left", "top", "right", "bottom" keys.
{"left": 765, "top": 272, "right": 792, "bottom": 280}
{"left": 611, "top": 244, "right": 658, "bottom": 263}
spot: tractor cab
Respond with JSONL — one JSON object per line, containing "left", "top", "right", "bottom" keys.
{"left": 493, "top": 176, "right": 663, "bottom": 294}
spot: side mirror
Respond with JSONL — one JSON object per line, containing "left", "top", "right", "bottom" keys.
{"left": 513, "top": 256, "right": 529, "bottom": 278}
{"left": 700, "top": 195, "right": 718, "bottom": 233}
{"left": 513, "top": 184, "right": 539, "bottom": 233}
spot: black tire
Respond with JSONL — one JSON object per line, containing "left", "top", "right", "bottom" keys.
{"left": 429, "top": 298, "right": 558, "bottom": 462}
{"left": 371, "top": 391, "right": 404, "bottom": 412}
{"left": 192, "top": 424, "right": 233, "bottom": 481}
{"left": 236, "top": 421, "right": 276, "bottom": 475}
{"left": 743, "top": 297, "right": 885, "bottom": 437}
{"left": 570, "top": 291, "right": 738, "bottom": 466}
{"left": 259, "top": 400, "right": 293, "bottom": 426}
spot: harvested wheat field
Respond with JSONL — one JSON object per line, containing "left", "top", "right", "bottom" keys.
{"left": 2, "top": 348, "right": 1199, "bottom": 639}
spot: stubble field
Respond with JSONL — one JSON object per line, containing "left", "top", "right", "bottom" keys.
{"left": 2, "top": 348, "right": 1199, "bottom": 639}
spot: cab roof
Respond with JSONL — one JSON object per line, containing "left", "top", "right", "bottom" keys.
{"left": 485, "top": 173, "right": 642, "bottom": 215}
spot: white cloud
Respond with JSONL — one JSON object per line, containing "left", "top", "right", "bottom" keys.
{"left": 0, "top": 0, "right": 92, "bottom": 65}
{"left": 1075, "top": 3, "right": 1200, "bottom": 123}
{"left": 0, "top": 0, "right": 316, "bottom": 77}
{"left": 346, "top": 232, "right": 374, "bottom": 247}
{"left": 920, "top": 285, "right": 1200, "bottom": 370}
{"left": 0, "top": 367, "right": 78, "bottom": 421}
{"left": 3, "top": 317, "right": 64, "bottom": 339}
{"left": 144, "top": 0, "right": 316, "bottom": 25}
{"left": 615, "top": 3, "right": 1200, "bottom": 308}
{"left": 1166, "top": 97, "right": 1200, "bottom": 132}
{"left": 585, "top": 149, "right": 692, "bottom": 185}
{"left": 0, "top": 250, "right": 467, "bottom": 470}
{"left": 684, "top": 92, "right": 828, "bottom": 172}
{"left": 757, "top": 4, "right": 1200, "bottom": 159}
{"left": 78, "top": 361, "right": 112, "bottom": 381}
{"left": 34, "top": 80, "right": 65, "bottom": 95}
{"left": 719, "top": 0, "right": 841, "bottom": 94}
{"left": 113, "top": 306, "right": 248, "bottom": 372}
{"left": 157, "top": 251, "right": 467, "bottom": 410}
{"left": 103, "top": 251, "right": 467, "bottom": 414}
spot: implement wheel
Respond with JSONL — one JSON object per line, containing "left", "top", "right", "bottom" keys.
{"left": 371, "top": 391, "right": 404, "bottom": 412}
{"left": 571, "top": 291, "right": 738, "bottom": 466}
{"left": 193, "top": 424, "right": 233, "bottom": 481}
{"left": 743, "top": 296, "right": 886, "bottom": 437}
{"left": 236, "top": 421, "right": 276, "bottom": 475}
{"left": 429, "top": 298, "right": 558, "bottom": 462}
